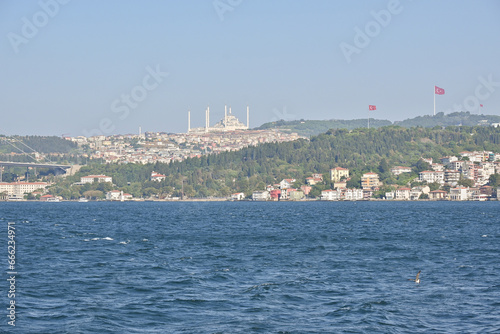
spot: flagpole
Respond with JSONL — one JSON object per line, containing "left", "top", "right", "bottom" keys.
{"left": 368, "top": 107, "right": 370, "bottom": 129}
{"left": 433, "top": 86, "right": 436, "bottom": 116}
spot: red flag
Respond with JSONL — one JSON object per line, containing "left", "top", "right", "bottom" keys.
{"left": 480, "top": 104, "right": 483, "bottom": 107}
{"left": 369, "top": 105, "right": 376, "bottom": 110}
{"left": 435, "top": 86, "right": 445, "bottom": 95}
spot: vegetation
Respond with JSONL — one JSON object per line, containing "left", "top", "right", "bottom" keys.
{"left": 255, "top": 112, "right": 500, "bottom": 136}
{"left": 0, "top": 135, "right": 77, "bottom": 154}
{"left": 47, "top": 125, "right": 500, "bottom": 199}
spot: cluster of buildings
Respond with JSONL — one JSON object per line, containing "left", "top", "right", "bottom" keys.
{"left": 69, "top": 130, "right": 302, "bottom": 165}
{"left": 415, "top": 152, "right": 500, "bottom": 187}
{"left": 0, "top": 181, "right": 49, "bottom": 200}
{"left": 246, "top": 150, "right": 500, "bottom": 201}
{"left": 65, "top": 107, "right": 302, "bottom": 165}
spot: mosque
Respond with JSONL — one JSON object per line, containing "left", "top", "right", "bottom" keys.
{"left": 187, "top": 105, "right": 249, "bottom": 133}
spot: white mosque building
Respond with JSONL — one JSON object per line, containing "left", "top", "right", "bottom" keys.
{"left": 188, "top": 105, "right": 249, "bottom": 133}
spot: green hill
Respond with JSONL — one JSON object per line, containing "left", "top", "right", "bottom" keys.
{"left": 0, "top": 135, "right": 77, "bottom": 154}
{"left": 255, "top": 112, "right": 500, "bottom": 137}
{"left": 52, "top": 125, "right": 500, "bottom": 199}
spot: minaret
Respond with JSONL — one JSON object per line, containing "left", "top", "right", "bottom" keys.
{"left": 247, "top": 106, "right": 249, "bottom": 129}
{"left": 205, "top": 108, "right": 208, "bottom": 132}
{"left": 207, "top": 106, "right": 210, "bottom": 131}
{"left": 188, "top": 111, "right": 191, "bottom": 133}
{"left": 224, "top": 105, "right": 227, "bottom": 127}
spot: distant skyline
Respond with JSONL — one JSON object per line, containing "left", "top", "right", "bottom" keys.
{"left": 1, "top": 0, "right": 499, "bottom": 136}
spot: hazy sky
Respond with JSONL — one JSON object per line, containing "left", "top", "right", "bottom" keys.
{"left": 1, "top": 0, "right": 499, "bottom": 136}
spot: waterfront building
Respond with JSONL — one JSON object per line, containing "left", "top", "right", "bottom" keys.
{"left": 252, "top": 190, "right": 269, "bottom": 201}
{"left": 0, "top": 182, "right": 48, "bottom": 197}
{"left": 231, "top": 192, "right": 245, "bottom": 201}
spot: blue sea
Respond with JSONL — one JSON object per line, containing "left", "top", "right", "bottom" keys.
{"left": 1, "top": 201, "right": 499, "bottom": 333}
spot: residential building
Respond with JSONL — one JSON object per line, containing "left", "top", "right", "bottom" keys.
{"left": 410, "top": 186, "right": 430, "bottom": 200}
{"left": 421, "top": 158, "right": 433, "bottom": 165}
{"left": 449, "top": 161, "right": 467, "bottom": 171}
{"left": 270, "top": 189, "right": 281, "bottom": 200}
{"left": 385, "top": 191, "right": 395, "bottom": 200}
{"left": 391, "top": 166, "right": 412, "bottom": 176}
{"left": 429, "top": 190, "right": 447, "bottom": 200}
{"left": 330, "top": 167, "right": 349, "bottom": 182}
{"left": 321, "top": 189, "right": 341, "bottom": 201}
{"left": 231, "top": 192, "right": 245, "bottom": 201}
{"left": 289, "top": 189, "right": 305, "bottom": 201}
{"left": 0, "top": 182, "right": 48, "bottom": 197}
{"left": 419, "top": 171, "right": 444, "bottom": 184}
{"left": 444, "top": 170, "right": 460, "bottom": 185}
{"left": 300, "top": 185, "right": 312, "bottom": 196}
{"left": 333, "top": 181, "right": 347, "bottom": 189}
{"left": 252, "top": 191, "right": 269, "bottom": 201}
{"left": 81, "top": 175, "right": 113, "bottom": 184}
{"left": 279, "top": 179, "right": 296, "bottom": 189}
{"left": 106, "top": 190, "right": 132, "bottom": 201}
{"left": 361, "top": 172, "right": 379, "bottom": 190}
{"left": 394, "top": 188, "right": 411, "bottom": 200}
{"left": 311, "top": 173, "right": 323, "bottom": 181}
{"left": 441, "top": 156, "right": 458, "bottom": 166}
{"left": 431, "top": 163, "right": 445, "bottom": 171}
{"left": 151, "top": 171, "right": 166, "bottom": 182}
{"left": 449, "top": 187, "right": 469, "bottom": 201}
{"left": 344, "top": 188, "right": 364, "bottom": 201}
{"left": 305, "top": 177, "right": 322, "bottom": 186}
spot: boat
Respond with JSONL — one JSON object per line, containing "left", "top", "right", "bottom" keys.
{"left": 46, "top": 197, "right": 61, "bottom": 202}
{"left": 78, "top": 198, "right": 89, "bottom": 202}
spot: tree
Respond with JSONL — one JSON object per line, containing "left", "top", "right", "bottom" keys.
{"left": 83, "top": 190, "right": 104, "bottom": 200}
{"left": 457, "top": 177, "right": 473, "bottom": 188}
{"left": 488, "top": 174, "right": 500, "bottom": 187}
{"left": 414, "top": 159, "right": 431, "bottom": 173}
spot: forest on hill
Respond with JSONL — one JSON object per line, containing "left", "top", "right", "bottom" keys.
{"left": 256, "top": 112, "right": 500, "bottom": 137}
{"left": 48, "top": 125, "right": 500, "bottom": 199}
{"left": 0, "top": 136, "right": 77, "bottom": 154}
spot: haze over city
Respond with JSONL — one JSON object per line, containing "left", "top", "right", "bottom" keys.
{"left": 1, "top": 0, "right": 499, "bottom": 136}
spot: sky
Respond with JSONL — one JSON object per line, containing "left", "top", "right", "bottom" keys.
{"left": 1, "top": 0, "right": 500, "bottom": 136}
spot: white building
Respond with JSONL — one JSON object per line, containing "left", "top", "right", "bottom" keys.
{"left": 81, "top": 175, "right": 113, "bottom": 184}
{"left": 252, "top": 191, "right": 269, "bottom": 201}
{"left": 321, "top": 189, "right": 341, "bottom": 201}
{"left": 0, "top": 182, "right": 48, "bottom": 197}
{"left": 106, "top": 190, "right": 132, "bottom": 201}
{"left": 279, "top": 179, "right": 296, "bottom": 189}
{"left": 419, "top": 171, "right": 444, "bottom": 184}
{"left": 344, "top": 188, "right": 364, "bottom": 201}
{"left": 449, "top": 187, "right": 469, "bottom": 201}
{"left": 151, "top": 171, "right": 166, "bottom": 182}
{"left": 390, "top": 166, "right": 412, "bottom": 176}
{"left": 395, "top": 188, "right": 411, "bottom": 200}
{"left": 231, "top": 192, "right": 245, "bottom": 201}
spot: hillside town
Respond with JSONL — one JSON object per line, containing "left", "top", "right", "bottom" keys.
{"left": 247, "top": 150, "right": 500, "bottom": 202}
{"left": 2, "top": 149, "right": 500, "bottom": 202}
{"left": 68, "top": 129, "right": 303, "bottom": 165}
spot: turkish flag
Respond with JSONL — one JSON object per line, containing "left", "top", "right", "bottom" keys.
{"left": 369, "top": 105, "right": 376, "bottom": 110}
{"left": 480, "top": 104, "right": 483, "bottom": 107}
{"left": 435, "top": 86, "right": 445, "bottom": 95}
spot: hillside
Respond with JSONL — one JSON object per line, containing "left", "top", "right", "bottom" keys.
{"left": 255, "top": 112, "right": 500, "bottom": 136}
{"left": 50, "top": 125, "right": 500, "bottom": 199}
{"left": 0, "top": 135, "right": 77, "bottom": 154}
{"left": 255, "top": 119, "right": 392, "bottom": 137}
